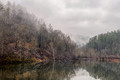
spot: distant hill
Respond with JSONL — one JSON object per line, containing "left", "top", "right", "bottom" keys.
{"left": 86, "top": 30, "right": 120, "bottom": 56}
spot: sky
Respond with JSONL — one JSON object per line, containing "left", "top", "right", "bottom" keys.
{"left": 1, "top": 0, "right": 120, "bottom": 44}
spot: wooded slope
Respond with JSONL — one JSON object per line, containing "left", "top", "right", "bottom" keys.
{"left": 0, "top": 2, "right": 76, "bottom": 63}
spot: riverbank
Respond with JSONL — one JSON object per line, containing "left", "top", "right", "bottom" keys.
{"left": 2, "top": 52, "right": 120, "bottom": 64}
{"left": 78, "top": 56, "right": 120, "bottom": 63}
{"left": 0, "top": 52, "right": 77, "bottom": 64}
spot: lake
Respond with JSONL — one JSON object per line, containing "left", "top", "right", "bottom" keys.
{"left": 0, "top": 61, "right": 119, "bottom": 80}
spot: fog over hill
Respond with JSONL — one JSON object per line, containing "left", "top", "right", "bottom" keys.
{"left": 1, "top": 0, "right": 120, "bottom": 44}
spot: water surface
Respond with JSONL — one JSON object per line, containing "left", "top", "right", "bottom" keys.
{"left": 0, "top": 61, "right": 119, "bottom": 80}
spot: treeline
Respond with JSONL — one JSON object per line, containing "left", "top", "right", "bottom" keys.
{"left": 0, "top": 2, "right": 76, "bottom": 62}
{"left": 86, "top": 30, "right": 120, "bottom": 57}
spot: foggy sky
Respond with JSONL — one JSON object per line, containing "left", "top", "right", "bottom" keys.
{"left": 1, "top": 0, "right": 120, "bottom": 43}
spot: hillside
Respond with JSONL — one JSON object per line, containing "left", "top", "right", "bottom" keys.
{"left": 86, "top": 30, "right": 120, "bottom": 57}
{"left": 0, "top": 2, "right": 76, "bottom": 63}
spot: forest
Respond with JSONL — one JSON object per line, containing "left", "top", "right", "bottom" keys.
{"left": 1, "top": 1, "right": 120, "bottom": 63}
{"left": 0, "top": 2, "right": 76, "bottom": 63}
{"left": 83, "top": 30, "right": 120, "bottom": 58}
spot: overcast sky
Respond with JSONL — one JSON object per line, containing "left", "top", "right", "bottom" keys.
{"left": 1, "top": 0, "right": 120, "bottom": 43}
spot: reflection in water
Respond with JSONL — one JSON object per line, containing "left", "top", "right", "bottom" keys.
{"left": 0, "top": 61, "right": 120, "bottom": 80}
{"left": 70, "top": 69, "right": 100, "bottom": 80}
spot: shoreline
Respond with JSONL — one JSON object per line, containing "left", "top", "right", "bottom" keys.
{"left": 1, "top": 56, "right": 120, "bottom": 64}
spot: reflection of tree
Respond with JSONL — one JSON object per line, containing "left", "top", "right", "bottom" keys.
{"left": 81, "top": 61, "right": 120, "bottom": 80}
{"left": 0, "top": 62, "right": 77, "bottom": 80}
{"left": 49, "top": 60, "right": 55, "bottom": 80}
{"left": 0, "top": 61, "right": 120, "bottom": 80}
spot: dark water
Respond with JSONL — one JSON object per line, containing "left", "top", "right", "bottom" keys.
{"left": 0, "top": 61, "right": 120, "bottom": 80}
